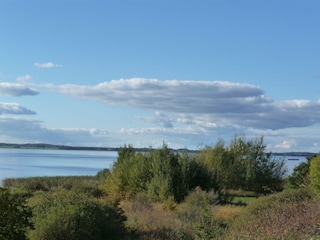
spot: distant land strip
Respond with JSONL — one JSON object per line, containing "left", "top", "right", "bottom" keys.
{"left": 0, "top": 143, "right": 193, "bottom": 153}
{"left": 0, "top": 143, "right": 316, "bottom": 157}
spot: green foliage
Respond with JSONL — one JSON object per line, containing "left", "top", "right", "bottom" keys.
{"left": 146, "top": 144, "right": 185, "bottom": 202}
{"left": 96, "top": 168, "right": 111, "bottom": 180}
{"left": 3, "top": 175, "right": 101, "bottom": 193}
{"left": 287, "top": 161, "right": 310, "bottom": 188}
{"left": 178, "top": 187, "right": 218, "bottom": 223}
{"left": 104, "top": 144, "right": 219, "bottom": 203}
{"left": 199, "top": 135, "right": 286, "bottom": 194}
{"left": 180, "top": 152, "right": 220, "bottom": 193}
{"left": 310, "top": 154, "right": 320, "bottom": 196}
{"left": 194, "top": 196, "right": 215, "bottom": 240}
{"left": 28, "top": 188, "right": 127, "bottom": 240}
{"left": 177, "top": 187, "right": 223, "bottom": 239}
{"left": 103, "top": 145, "right": 152, "bottom": 200}
{"left": 104, "top": 137, "right": 284, "bottom": 204}
{"left": 0, "top": 188, "right": 33, "bottom": 240}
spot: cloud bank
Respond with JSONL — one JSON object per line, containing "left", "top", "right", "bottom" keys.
{"left": 0, "top": 103, "right": 36, "bottom": 115}
{"left": 0, "top": 82, "right": 39, "bottom": 96}
{"left": 46, "top": 78, "right": 320, "bottom": 131}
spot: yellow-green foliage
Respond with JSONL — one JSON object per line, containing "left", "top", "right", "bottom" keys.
{"left": 198, "top": 135, "right": 286, "bottom": 194}
{"left": 28, "top": 188, "right": 127, "bottom": 240}
{"left": 103, "top": 144, "right": 219, "bottom": 204}
{"left": 3, "top": 175, "right": 101, "bottom": 193}
{"left": 310, "top": 154, "right": 320, "bottom": 196}
{"left": 213, "top": 205, "right": 244, "bottom": 223}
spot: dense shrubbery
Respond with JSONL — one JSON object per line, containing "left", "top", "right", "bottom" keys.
{"left": 28, "top": 188, "right": 127, "bottom": 240}
{"left": 199, "top": 136, "right": 286, "bottom": 194}
{"left": 0, "top": 188, "right": 33, "bottom": 240}
{"left": 103, "top": 144, "right": 219, "bottom": 203}
{"left": 103, "top": 136, "right": 286, "bottom": 205}
{"left": 2, "top": 173, "right": 128, "bottom": 240}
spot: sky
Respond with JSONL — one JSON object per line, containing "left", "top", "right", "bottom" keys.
{"left": 0, "top": 0, "right": 320, "bottom": 152}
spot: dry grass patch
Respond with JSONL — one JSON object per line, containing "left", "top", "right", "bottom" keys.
{"left": 213, "top": 205, "right": 245, "bottom": 222}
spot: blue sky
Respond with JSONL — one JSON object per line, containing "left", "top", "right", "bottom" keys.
{"left": 0, "top": 0, "right": 320, "bottom": 152}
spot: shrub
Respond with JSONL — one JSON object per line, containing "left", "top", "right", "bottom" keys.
{"left": 0, "top": 188, "right": 33, "bottom": 240}
{"left": 225, "top": 188, "right": 320, "bottom": 240}
{"left": 310, "top": 154, "right": 320, "bottom": 196}
{"left": 287, "top": 161, "right": 310, "bottom": 188}
{"left": 28, "top": 188, "right": 127, "bottom": 240}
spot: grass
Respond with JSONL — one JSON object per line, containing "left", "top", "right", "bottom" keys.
{"left": 213, "top": 205, "right": 245, "bottom": 222}
{"left": 231, "top": 196, "right": 257, "bottom": 205}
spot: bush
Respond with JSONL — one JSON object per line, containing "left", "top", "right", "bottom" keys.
{"left": 287, "top": 161, "right": 310, "bottom": 188}
{"left": 3, "top": 176, "right": 101, "bottom": 193}
{"left": 28, "top": 189, "right": 127, "bottom": 240}
{"left": 177, "top": 187, "right": 224, "bottom": 239}
{"left": 310, "top": 154, "right": 320, "bottom": 196}
{"left": 225, "top": 188, "right": 320, "bottom": 240}
{"left": 0, "top": 188, "right": 33, "bottom": 240}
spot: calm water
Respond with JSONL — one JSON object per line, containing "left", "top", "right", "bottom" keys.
{"left": 0, "top": 148, "right": 118, "bottom": 186}
{"left": 0, "top": 149, "right": 308, "bottom": 186}
{"left": 273, "top": 155, "right": 308, "bottom": 177}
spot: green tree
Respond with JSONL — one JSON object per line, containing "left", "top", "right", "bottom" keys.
{"left": 198, "top": 139, "right": 227, "bottom": 189}
{"left": 180, "top": 153, "right": 218, "bottom": 193}
{"left": 287, "top": 161, "right": 310, "bottom": 188}
{"left": 198, "top": 135, "right": 286, "bottom": 194}
{"left": 103, "top": 145, "right": 138, "bottom": 200}
{"left": 253, "top": 153, "right": 286, "bottom": 194}
{"left": 103, "top": 145, "right": 152, "bottom": 200}
{"left": 147, "top": 144, "right": 185, "bottom": 202}
{"left": 0, "top": 188, "right": 33, "bottom": 240}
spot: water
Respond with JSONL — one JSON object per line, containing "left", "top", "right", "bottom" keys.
{"left": 0, "top": 148, "right": 118, "bottom": 186}
{"left": 0, "top": 149, "right": 308, "bottom": 186}
{"left": 273, "top": 155, "right": 308, "bottom": 177}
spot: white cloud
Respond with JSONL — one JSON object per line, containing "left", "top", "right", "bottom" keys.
{"left": 274, "top": 141, "right": 295, "bottom": 150}
{"left": 34, "top": 62, "right": 61, "bottom": 68}
{"left": 45, "top": 78, "right": 268, "bottom": 113}
{"left": 0, "top": 116, "right": 109, "bottom": 146}
{"left": 136, "top": 111, "right": 174, "bottom": 128}
{"left": 16, "top": 75, "right": 33, "bottom": 84}
{"left": 0, "top": 103, "right": 36, "bottom": 115}
{"left": 0, "top": 114, "right": 318, "bottom": 152}
{"left": 45, "top": 78, "right": 320, "bottom": 131}
{"left": 0, "top": 82, "right": 39, "bottom": 96}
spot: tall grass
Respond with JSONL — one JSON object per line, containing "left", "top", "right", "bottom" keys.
{"left": 3, "top": 176, "right": 102, "bottom": 196}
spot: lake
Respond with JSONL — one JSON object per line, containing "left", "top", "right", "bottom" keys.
{"left": 0, "top": 148, "right": 308, "bottom": 186}
{"left": 0, "top": 148, "right": 118, "bottom": 186}
{"left": 274, "top": 155, "right": 308, "bottom": 177}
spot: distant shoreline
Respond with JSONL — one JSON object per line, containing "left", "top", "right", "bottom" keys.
{"left": 0, "top": 143, "right": 122, "bottom": 152}
{"left": 0, "top": 143, "right": 192, "bottom": 153}
{"left": 0, "top": 143, "right": 316, "bottom": 157}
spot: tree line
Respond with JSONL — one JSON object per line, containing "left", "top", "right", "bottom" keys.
{"left": 103, "top": 135, "right": 287, "bottom": 204}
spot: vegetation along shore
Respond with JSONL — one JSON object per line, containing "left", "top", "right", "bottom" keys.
{"left": 1, "top": 136, "right": 320, "bottom": 239}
